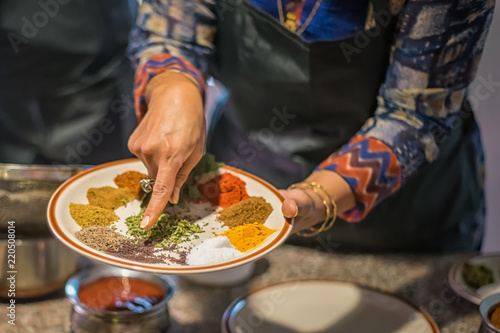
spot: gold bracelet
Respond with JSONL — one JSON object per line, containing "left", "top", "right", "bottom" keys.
{"left": 308, "top": 181, "right": 337, "bottom": 231}
{"left": 288, "top": 181, "right": 337, "bottom": 237}
{"left": 289, "top": 182, "right": 330, "bottom": 237}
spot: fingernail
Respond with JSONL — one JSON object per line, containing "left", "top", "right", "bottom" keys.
{"left": 172, "top": 187, "right": 180, "bottom": 204}
{"left": 293, "top": 206, "right": 299, "bottom": 218}
{"left": 141, "top": 216, "right": 150, "bottom": 229}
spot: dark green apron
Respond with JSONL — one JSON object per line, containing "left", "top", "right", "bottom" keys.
{"left": 208, "top": 0, "right": 484, "bottom": 252}
{"left": 0, "top": 0, "right": 137, "bottom": 164}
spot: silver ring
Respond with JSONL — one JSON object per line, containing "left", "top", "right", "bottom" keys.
{"left": 140, "top": 178, "right": 155, "bottom": 193}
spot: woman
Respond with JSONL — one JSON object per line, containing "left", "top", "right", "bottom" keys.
{"left": 127, "top": 0, "right": 494, "bottom": 252}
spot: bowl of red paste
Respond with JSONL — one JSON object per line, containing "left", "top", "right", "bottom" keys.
{"left": 65, "top": 265, "right": 174, "bottom": 333}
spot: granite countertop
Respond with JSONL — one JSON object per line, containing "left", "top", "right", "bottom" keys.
{"left": 1, "top": 245, "right": 481, "bottom": 333}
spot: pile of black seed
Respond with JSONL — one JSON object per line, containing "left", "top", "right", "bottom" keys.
{"left": 105, "top": 238, "right": 189, "bottom": 266}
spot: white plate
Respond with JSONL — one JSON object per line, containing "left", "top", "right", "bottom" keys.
{"left": 47, "top": 159, "right": 292, "bottom": 274}
{"left": 448, "top": 253, "right": 500, "bottom": 305}
{"left": 222, "top": 280, "right": 439, "bottom": 333}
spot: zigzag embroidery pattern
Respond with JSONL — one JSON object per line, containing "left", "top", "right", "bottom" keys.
{"left": 135, "top": 53, "right": 204, "bottom": 119}
{"left": 319, "top": 135, "right": 401, "bottom": 222}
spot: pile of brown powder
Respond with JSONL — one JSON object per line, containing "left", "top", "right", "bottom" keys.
{"left": 217, "top": 196, "right": 273, "bottom": 228}
{"left": 75, "top": 225, "right": 129, "bottom": 252}
{"left": 114, "top": 171, "right": 149, "bottom": 199}
{"left": 87, "top": 186, "right": 135, "bottom": 210}
{"left": 69, "top": 203, "right": 119, "bottom": 228}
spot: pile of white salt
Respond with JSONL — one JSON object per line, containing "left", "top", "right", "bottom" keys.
{"left": 186, "top": 236, "right": 242, "bottom": 266}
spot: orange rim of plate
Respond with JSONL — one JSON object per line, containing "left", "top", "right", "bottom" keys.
{"left": 47, "top": 158, "right": 292, "bottom": 273}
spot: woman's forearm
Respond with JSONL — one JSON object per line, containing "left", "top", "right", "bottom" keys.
{"left": 305, "top": 170, "right": 356, "bottom": 217}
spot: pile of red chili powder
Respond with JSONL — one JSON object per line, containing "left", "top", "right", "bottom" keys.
{"left": 198, "top": 173, "right": 250, "bottom": 208}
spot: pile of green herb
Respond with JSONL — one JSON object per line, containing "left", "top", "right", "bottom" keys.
{"left": 462, "top": 263, "right": 494, "bottom": 289}
{"left": 125, "top": 208, "right": 202, "bottom": 247}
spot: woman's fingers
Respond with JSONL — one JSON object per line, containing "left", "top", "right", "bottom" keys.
{"left": 279, "top": 188, "right": 325, "bottom": 233}
{"left": 170, "top": 151, "right": 202, "bottom": 204}
{"left": 126, "top": 72, "right": 206, "bottom": 230}
{"left": 141, "top": 160, "right": 180, "bottom": 229}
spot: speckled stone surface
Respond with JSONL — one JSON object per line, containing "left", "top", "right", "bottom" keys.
{"left": 0, "top": 245, "right": 481, "bottom": 333}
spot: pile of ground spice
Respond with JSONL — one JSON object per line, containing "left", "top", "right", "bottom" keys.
{"left": 114, "top": 171, "right": 149, "bottom": 199}
{"left": 178, "top": 153, "right": 224, "bottom": 205}
{"left": 491, "top": 306, "right": 500, "bottom": 329}
{"left": 217, "top": 196, "right": 272, "bottom": 228}
{"left": 87, "top": 186, "right": 135, "bottom": 210}
{"left": 69, "top": 203, "right": 119, "bottom": 228}
{"left": 126, "top": 208, "right": 202, "bottom": 247}
{"left": 198, "top": 173, "right": 250, "bottom": 208}
{"left": 221, "top": 223, "right": 277, "bottom": 253}
{"left": 106, "top": 238, "right": 189, "bottom": 265}
{"left": 75, "top": 225, "right": 130, "bottom": 251}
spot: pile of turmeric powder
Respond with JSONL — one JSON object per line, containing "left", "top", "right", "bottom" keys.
{"left": 221, "top": 223, "right": 277, "bottom": 252}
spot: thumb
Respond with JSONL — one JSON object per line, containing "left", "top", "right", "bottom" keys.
{"left": 281, "top": 197, "right": 299, "bottom": 219}
{"left": 279, "top": 188, "right": 316, "bottom": 219}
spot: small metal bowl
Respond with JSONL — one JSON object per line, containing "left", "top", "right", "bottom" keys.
{"left": 479, "top": 293, "right": 500, "bottom": 333}
{"left": 65, "top": 266, "right": 175, "bottom": 333}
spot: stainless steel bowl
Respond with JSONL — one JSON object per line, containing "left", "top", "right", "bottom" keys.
{"left": 479, "top": 293, "right": 500, "bottom": 333}
{"left": 0, "top": 163, "right": 89, "bottom": 237}
{"left": 0, "top": 237, "right": 83, "bottom": 297}
{"left": 0, "top": 163, "right": 89, "bottom": 297}
{"left": 66, "top": 266, "right": 174, "bottom": 333}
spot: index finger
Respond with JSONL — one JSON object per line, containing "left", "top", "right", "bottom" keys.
{"left": 141, "top": 161, "right": 180, "bottom": 229}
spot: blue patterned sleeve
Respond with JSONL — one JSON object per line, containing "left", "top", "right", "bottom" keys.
{"left": 318, "top": 0, "right": 495, "bottom": 221}
{"left": 363, "top": 0, "right": 494, "bottom": 179}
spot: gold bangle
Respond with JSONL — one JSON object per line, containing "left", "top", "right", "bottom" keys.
{"left": 308, "top": 181, "right": 337, "bottom": 231}
{"left": 289, "top": 182, "right": 330, "bottom": 237}
{"left": 288, "top": 181, "right": 337, "bottom": 237}
{"left": 302, "top": 184, "right": 330, "bottom": 236}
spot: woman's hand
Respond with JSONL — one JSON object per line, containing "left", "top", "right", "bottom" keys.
{"left": 279, "top": 187, "right": 327, "bottom": 233}
{"left": 280, "top": 170, "right": 356, "bottom": 233}
{"left": 128, "top": 71, "right": 205, "bottom": 229}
